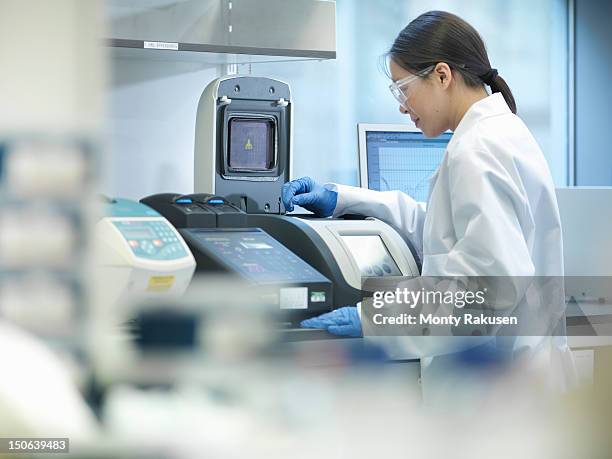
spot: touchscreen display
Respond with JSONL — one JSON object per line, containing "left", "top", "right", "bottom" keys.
{"left": 341, "top": 235, "right": 402, "bottom": 277}
{"left": 189, "top": 230, "right": 328, "bottom": 283}
{"left": 228, "top": 118, "right": 275, "bottom": 170}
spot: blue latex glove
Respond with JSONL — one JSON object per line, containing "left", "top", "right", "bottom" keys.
{"left": 282, "top": 176, "right": 338, "bottom": 217}
{"left": 300, "top": 306, "right": 362, "bottom": 337}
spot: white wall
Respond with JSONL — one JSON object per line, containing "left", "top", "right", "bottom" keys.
{"left": 105, "top": 53, "right": 219, "bottom": 200}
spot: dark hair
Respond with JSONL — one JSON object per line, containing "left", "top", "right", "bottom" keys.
{"left": 388, "top": 10, "right": 517, "bottom": 114}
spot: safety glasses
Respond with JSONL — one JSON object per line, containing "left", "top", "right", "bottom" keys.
{"left": 388, "top": 65, "right": 435, "bottom": 108}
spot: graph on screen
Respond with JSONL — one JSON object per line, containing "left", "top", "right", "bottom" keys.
{"left": 365, "top": 130, "right": 451, "bottom": 202}
{"left": 377, "top": 145, "right": 446, "bottom": 201}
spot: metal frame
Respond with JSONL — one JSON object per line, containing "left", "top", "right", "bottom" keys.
{"left": 568, "top": 0, "right": 576, "bottom": 186}
{"left": 108, "top": 40, "right": 337, "bottom": 60}
{"left": 224, "top": 113, "right": 279, "bottom": 176}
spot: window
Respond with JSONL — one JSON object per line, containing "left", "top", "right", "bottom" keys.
{"left": 244, "top": 0, "right": 569, "bottom": 187}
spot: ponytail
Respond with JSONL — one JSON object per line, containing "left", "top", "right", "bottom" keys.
{"left": 388, "top": 11, "right": 518, "bottom": 114}
{"left": 488, "top": 74, "right": 517, "bottom": 114}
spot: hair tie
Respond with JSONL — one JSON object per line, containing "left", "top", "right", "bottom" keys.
{"left": 481, "top": 68, "right": 498, "bottom": 86}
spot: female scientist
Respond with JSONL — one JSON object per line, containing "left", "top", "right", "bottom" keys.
{"left": 282, "top": 11, "right": 575, "bottom": 390}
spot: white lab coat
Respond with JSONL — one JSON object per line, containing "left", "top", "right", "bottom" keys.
{"left": 333, "top": 93, "right": 576, "bottom": 394}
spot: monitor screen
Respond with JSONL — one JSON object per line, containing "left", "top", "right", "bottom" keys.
{"left": 340, "top": 235, "right": 402, "bottom": 277}
{"left": 228, "top": 117, "right": 275, "bottom": 171}
{"left": 188, "top": 230, "right": 329, "bottom": 284}
{"left": 365, "top": 130, "right": 451, "bottom": 202}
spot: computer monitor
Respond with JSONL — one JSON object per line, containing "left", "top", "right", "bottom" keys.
{"left": 358, "top": 124, "right": 452, "bottom": 202}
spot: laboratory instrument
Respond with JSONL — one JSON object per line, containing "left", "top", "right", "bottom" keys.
{"left": 141, "top": 193, "right": 334, "bottom": 320}
{"left": 191, "top": 76, "right": 421, "bottom": 308}
{"left": 95, "top": 197, "right": 196, "bottom": 306}
{"left": 194, "top": 76, "right": 292, "bottom": 213}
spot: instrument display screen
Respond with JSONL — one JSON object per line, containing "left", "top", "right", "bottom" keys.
{"left": 187, "top": 229, "right": 328, "bottom": 284}
{"left": 120, "top": 227, "right": 156, "bottom": 240}
{"left": 341, "top": 235, "right": 402, "bottom": 277}
{"left": 228, "top": 118, "right": 275, "bottom": 171}
{"left": 112, "top": 220, "right": 188, "bottom": 261}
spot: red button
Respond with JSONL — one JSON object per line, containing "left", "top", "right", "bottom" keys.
{"left": 128, "top": 240, "right": 139, "bottom": 248}
{"left": 153, "top": 239, "right": 163, "bottom": 247}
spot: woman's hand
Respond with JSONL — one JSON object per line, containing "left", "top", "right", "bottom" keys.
{"left": 300, "top": 306, "right": 362, "bottom": 337}
{"left": 282, "top": 177, "right": 338, "bottom": 217}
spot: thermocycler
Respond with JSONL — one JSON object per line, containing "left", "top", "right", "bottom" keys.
{"left": 141, "top": 193, "right": 334, "bottom": 321}
{"left": 190, "top": 75, "right": 421, "bottom": 309}
{"left": 194, "top": 76, "right": 291, "bottom": 214}
{"left": 95, "top": 198, "right": 196, "bottom": 307}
